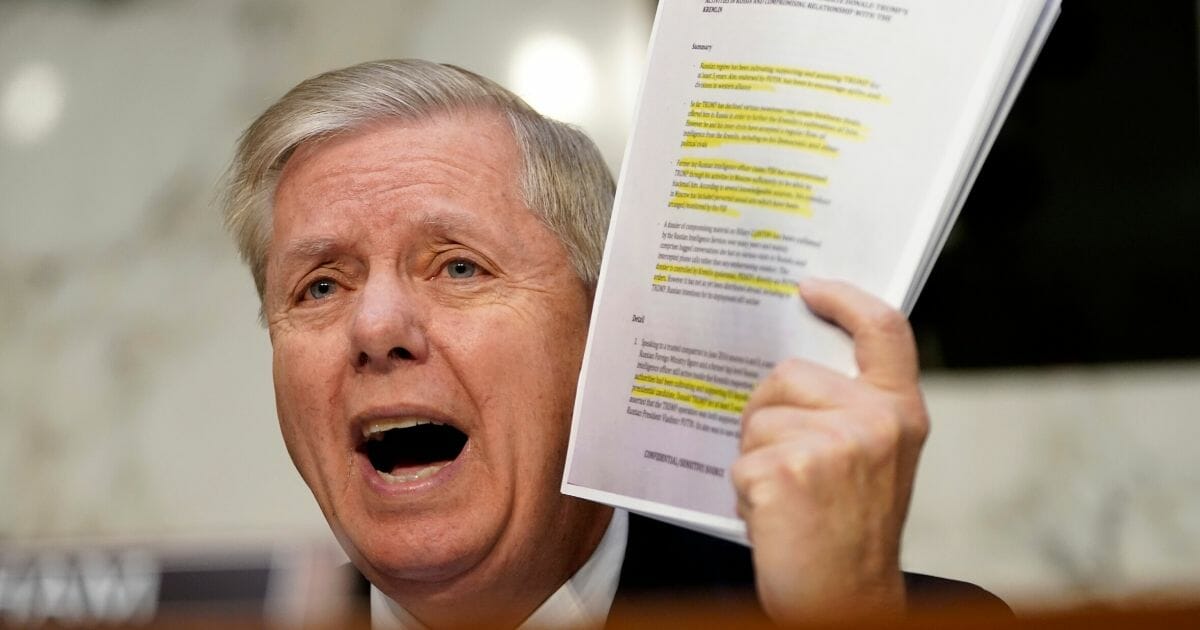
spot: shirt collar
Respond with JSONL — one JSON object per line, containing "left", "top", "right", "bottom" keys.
{"left": 371, "top": 509, "right": 629, "bottom": 629}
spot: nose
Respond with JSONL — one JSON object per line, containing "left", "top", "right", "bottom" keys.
{"left": 348, "top": 273, "right": 428, "bottom": 373}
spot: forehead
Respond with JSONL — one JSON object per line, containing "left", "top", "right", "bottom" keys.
{"left": 266, "top": 111, "right": 538, "bottom": 271}
{"left": 274, "top": 109, "right": 521, "bottom": 220}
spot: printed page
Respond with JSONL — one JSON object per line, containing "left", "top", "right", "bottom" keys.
{"left": 563, "top": 0, "right": 1055, "bottom": 541}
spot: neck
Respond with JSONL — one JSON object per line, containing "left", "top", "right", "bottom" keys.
{"left": 379, "top": 503, "right": 613, "bottom": 628}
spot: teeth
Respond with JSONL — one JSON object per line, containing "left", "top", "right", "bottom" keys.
{"left": 377, "top": 462, "right": 449, "bottom": 483}
{"left": 361, "top": 418, "right": 445, "bottom": 440}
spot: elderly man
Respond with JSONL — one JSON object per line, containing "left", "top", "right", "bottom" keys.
{"left": 222, "top": 59, "right": 1002, "bottom": 627}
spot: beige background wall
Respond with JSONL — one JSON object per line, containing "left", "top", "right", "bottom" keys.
{"left": 2, "top": 0, "right": 1197, "bottom": 613}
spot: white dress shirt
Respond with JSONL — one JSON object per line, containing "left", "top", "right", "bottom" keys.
{"left": 371, "top": 509, "right": 629, "bottom": 629}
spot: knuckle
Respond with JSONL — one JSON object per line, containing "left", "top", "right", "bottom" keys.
{"left": 853, "top": 397, "right": 904, "bottom": 455}
{"left": 732, "top": 457, "right": 779, "bottom": 509}
{"left": 739, "top": 410, "right": 759, "bottom": 439}
{"left": 730, "top": 456, "right": 759, "bottom": 491}
{"left": 865, "top": 413, "right": 903, "bottom": 458}
{"left": 782, "top": 451, "right": 818, "bottom": 481}
{"left": 856, "top": 392, "right": 933, "bottom": 460}
{"left": 739, "top": 403, "right": 768, "bottom": 427}
{"left": 908, "top": 405, "right": 931, "bottom": 444}
{"left": 747, "top": 476, "right": 779, "bottom": 508}
{"left": 891, "top": 391, "right": 931, "bottom": 441}
{"left": 770, "top": 357, "right": 808, "bottom": 383}
{"left": 906, "top": 394, "right": 930, "bottom": 424}
{"left": 866, "top": 306, "right": 912, "bottom": 340}
{"left": 739, "top": 409, "right": 775, "bottom": 446}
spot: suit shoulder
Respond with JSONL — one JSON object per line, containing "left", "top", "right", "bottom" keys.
{"left": 617, "top": 513, "right": 755, "bottom": 594}
{"left": 616, "top": 515, "right": 1011, "bottom": 616}
{"left": 903, "top": 572, "right": 1013, "bottom": 616}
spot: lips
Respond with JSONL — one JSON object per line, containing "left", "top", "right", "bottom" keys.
{"left": 357, "top": 416, "right": 469, "bottom": 483}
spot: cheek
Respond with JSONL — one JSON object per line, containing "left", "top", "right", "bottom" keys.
{"left": 445, "top": 302, "right": 587, "bottom": 458}
{"left": 272, "top": 335, "right": 345, "bottom": 467}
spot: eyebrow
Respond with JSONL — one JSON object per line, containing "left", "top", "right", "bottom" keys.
{"left": 274, "top": 208, "right": 502, "bottom": 270}
{"left": 280, "top": 236, "right": 342, "bottom": 261}
{"left": 417, "top": 210, "right": 486, "bottom": 238}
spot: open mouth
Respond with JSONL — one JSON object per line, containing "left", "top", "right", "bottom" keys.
{"left": 358, "top": 419, "right": 468, "bottom": 483}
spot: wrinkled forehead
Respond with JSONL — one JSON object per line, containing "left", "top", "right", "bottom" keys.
{"left": 271, "top": 111, "right": 525, "bottom": 232}
{"left": 260, "top": 110, "right": 571, "bottom": 300}
{"left": 278, "top": 108, "right": 519, "bottom": 192}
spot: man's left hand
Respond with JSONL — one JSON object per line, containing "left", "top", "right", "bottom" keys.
{"left": 731, "top": 278, "right": 930, "bottom": 623}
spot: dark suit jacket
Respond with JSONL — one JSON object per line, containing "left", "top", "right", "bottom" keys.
{"left": 350, "top": 513, "right": 1011, "bottom": 622}
{"left": 610, "top": 513, "right": 1011, "bottom": 620}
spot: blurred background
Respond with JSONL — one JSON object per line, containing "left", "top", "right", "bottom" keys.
{"left": 1, "top": 0, "right": 1197, "bottom": 622}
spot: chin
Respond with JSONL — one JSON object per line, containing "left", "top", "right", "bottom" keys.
{"left": 331, "top": 492, "right": 509, "bottom": 587}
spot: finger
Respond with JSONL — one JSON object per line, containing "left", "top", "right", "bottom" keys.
{"left": 741, "top": 357, "right": 857, "bottom": 422}
{"left": 741, "top": 404, "right": 908, "bottom": 484}
{"left": 798, "top": 278, "right": 919, "bottom": 391}
{"left": 740, "top": 405, "right": 845, "bottom": 453}
{"left": 732, "top": 437, "right": 838, "bottom": 517}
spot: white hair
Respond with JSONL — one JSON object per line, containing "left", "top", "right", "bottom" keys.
{"left": 221, "top": 59, "right": 614, "bottom": 304}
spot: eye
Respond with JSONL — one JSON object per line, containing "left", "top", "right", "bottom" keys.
{"left": 306, "top": 278, "right": 337, "bottom": 300}
{"left": 445, "top": 259, "right": 477, "bottom": 279}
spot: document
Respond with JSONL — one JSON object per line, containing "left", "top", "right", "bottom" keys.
{"left": 563, "top": 0, "right": 1061, "bottom": 543}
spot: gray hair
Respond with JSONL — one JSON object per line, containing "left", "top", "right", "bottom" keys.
{"left": 221, "top": 59, "right": 614, "bottom": 304}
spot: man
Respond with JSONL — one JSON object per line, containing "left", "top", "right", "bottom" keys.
{"left": 222, "top": 59, "right": 1004, "bottom": 627}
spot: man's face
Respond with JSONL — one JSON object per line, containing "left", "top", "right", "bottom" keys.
{"left": 264, "top": 111, "right": 606, "bottom": 595}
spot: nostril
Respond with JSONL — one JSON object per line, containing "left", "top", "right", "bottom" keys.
{"left": 356, "top": 348, "right": 414, "bottom": 368}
